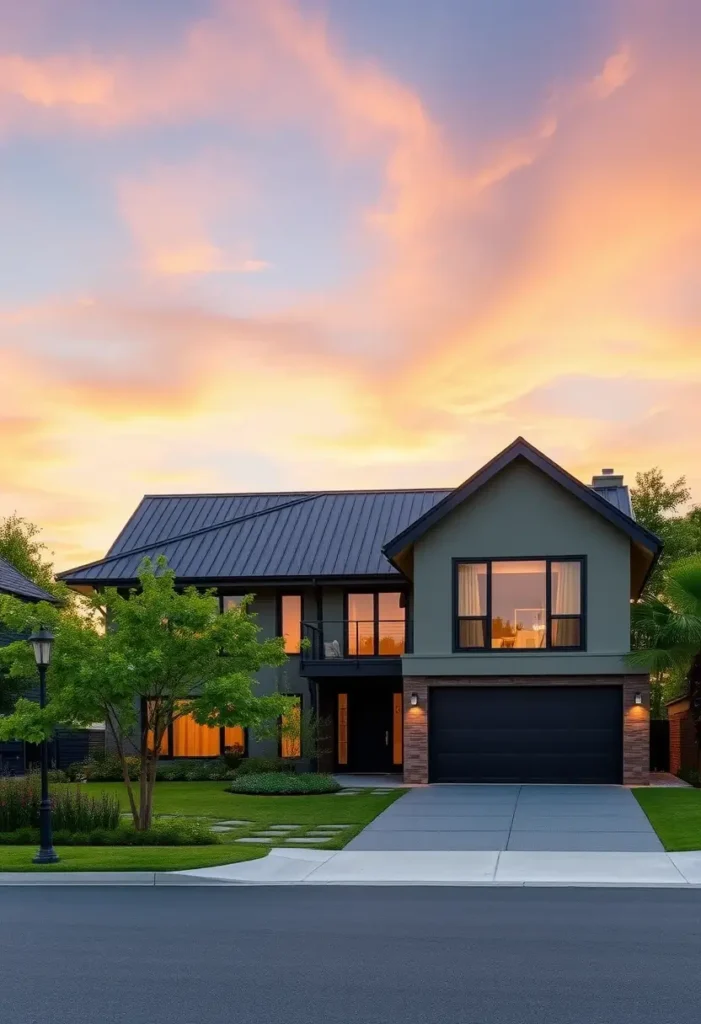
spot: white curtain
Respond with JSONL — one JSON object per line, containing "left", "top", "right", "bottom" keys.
{"left": 458, "top": 563, "right": 483, "bottom": 616}
{"left": 553, "top": 561, "right": 580, "bottom": 615}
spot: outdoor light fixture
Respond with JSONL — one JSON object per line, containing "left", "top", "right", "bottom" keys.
{"left": 634, "top": 692, "right": 643, "bottom": 706}
{"left": 28, "top": 627, "right": 59, "bottom": 865}
{"left": 410, "top": 692, "right": 419, "bottom": 707}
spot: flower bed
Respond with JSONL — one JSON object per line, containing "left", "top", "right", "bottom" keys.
{"left": 229, "top": 772, "right": 340, "bottom": 795}
{"left": 0, "top": 818, "right": 217, "bottom": 846}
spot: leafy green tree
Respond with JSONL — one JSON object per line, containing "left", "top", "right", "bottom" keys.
{"left": 0, "top": 557, "right": 292, "bottom": 829}
{"left": 629, "top": 555, "right": 701, "bottom": 731}
{"left": 631, "top": 469, "right": 699, "bottom": 596}
{"left": 0, "top": 513, "right": 68, "bottom": 599}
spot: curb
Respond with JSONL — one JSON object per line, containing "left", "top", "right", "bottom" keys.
{"left": 0, "top": 871, "right": 237, "bottom": 886}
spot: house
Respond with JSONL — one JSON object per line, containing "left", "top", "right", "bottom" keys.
{"left": 666, "top": 695, "right": 699, "bottom": 779}
{"left": 0, "top": 555, "right": 104, "bottom": 773}
{"left": 57, "top": 437, "right": 662, "bottom": 785}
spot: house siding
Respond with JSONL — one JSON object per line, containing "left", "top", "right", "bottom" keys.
{"left": 406, "top": 460, "right": 632, "bottom": 676}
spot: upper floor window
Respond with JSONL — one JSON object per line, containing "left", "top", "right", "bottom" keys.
{"left": 280, "top": 594, "right": 302, "bottom": 654}
{"left": 347, "top": 591, "right": 406, "bottom": 656}
{"left": 222, "top": 595, "right": 244, "bottom": 612}
{"left": 454, "top": 558, "right": 583, "bottom": 651}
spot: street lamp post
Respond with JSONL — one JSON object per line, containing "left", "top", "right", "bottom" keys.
{"left": 28, "top": 627, "right": 59, "bottom": 865}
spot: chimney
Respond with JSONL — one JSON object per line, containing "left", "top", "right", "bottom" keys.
{"left": 591, "top": 467, "right": 624, "bottom": 488}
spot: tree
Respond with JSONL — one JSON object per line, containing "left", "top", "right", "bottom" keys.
{"left": 0, "top": 513, "right": 68, "bottom": 599}
{"left": 631, "top": 469, "right": 699, "bottom": 597}
{"left": 629, "top": 555, "right": 701, "bottom": 733}
{"left": 0, "top": 557, "right": 292, "bottom": 829}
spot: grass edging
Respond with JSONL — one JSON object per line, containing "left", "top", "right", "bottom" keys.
{"left": 633, "top": 787, "right": 701, "bottom": 852}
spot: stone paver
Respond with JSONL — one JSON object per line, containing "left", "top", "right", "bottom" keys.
{"left": 209, "top": 825, "right": 236, "bottom": 833}
{"left": 217, "top": 819, "right": 253, "bottom": 826}
{"left": 267, "top": 824, "right": 302, "bottom": 829}
{"left": 284, "top": 837, "right": 332, "bottom": 844}
{"left": 235, "top": 837, "right": 273, "bottom": 844}
{"left": 346, "top": 785, "right": 663, "bottom": 853}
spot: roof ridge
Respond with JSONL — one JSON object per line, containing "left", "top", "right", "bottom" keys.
{"left": 56, "top": 491, "right": 327, "bottom": 579}
{"left": 140, "top": 486, "right": 453, "bottom": 498}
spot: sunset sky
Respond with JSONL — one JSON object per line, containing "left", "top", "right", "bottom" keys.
{"left": 1, "top": 0, "right": 700, "bottom": 571}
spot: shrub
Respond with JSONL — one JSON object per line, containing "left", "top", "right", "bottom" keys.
{"left": 229, "top": 772, "right": 340, "bottom": 795}
{"left": 222, "top": 745, "right": 245, "bottom": 771}
{"left": 235, "top": 757, "right": 297, "bottom": 777}
{"left": 0, "top": 819, "right": 218, "bottom": 846}
{"left": 155, "top": 759, "right": 233, "bottom": 782}
{"left": 65, "top": 753, "right": 140, "bottom": 782}
{"left": 677, "top": 768, "right": 701, "bottom": 788}
{"left": 0, "top": 777, "right": 120, "bottom": 832}
{"left": 27, "top": 768, "right": 69, "bottom": 784}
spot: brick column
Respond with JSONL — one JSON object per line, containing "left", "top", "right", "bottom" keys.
{"left": 403, "top": 677, "right": 428, "bottom": 784}
{"left": 623, "top": 674, "right": 650, "bottom": 785}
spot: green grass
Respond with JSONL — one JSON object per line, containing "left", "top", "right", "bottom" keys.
{"left": 0, "top": 782, "right": 405, "bottom": 870}
{"left": 0, "top": 845, "right": 267, "bottom": 872}
{"left": 633, "top": 788, "right": 701, "bottom": 851}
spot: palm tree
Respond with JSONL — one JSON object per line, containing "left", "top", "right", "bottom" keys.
{"left": 630, "top": 555, "right": 701, "bottom": 732}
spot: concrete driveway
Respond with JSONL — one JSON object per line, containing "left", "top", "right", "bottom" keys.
{"left": 346, "top": 785, "right": 663, "bottom": 852}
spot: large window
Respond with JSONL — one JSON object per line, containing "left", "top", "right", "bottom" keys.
{"left": 454, "top": 558, "right": 583, "bottom": 651}
{"left": 347, "top": 592, "right": 406, "bottom": 656}
{"left": 279, "top": 594, "right": 302, "bottom": 654}
{"left": 147, "top": 701, "right": 246, "bottom": 757}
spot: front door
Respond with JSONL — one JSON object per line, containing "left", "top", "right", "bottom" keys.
{"left": 347, "top": 689, "right": 395, "bottom": 772}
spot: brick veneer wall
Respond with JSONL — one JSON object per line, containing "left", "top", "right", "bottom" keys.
{"left": 403, "top": 674, "right": 650, "bottom": 786}
{"left": 669, "top": 715, "right": 682, "bottom": 776}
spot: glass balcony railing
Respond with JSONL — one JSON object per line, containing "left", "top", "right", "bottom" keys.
{"left": 301, "top": 619, "right": 408, "bottom": 662}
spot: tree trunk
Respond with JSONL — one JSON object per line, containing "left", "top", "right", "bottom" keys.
{"left": 105, "top": 708, "right": 139, "bottom": 829}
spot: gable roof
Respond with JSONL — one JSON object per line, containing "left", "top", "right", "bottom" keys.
{"left": 382, "top": 437, "right": 662, "bottom": 568}
{"left": 57, "top": 489, "right": 452, "bottom": 585}
{"left": 0, "top": 555, "right": 58, "bottom": 603}
{"left": 57, "top": 438, "right": 653, "bottom": 589}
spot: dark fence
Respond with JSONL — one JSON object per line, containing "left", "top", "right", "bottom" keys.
{"left": 650, "top": 719, "right": 670, "bottom": 772}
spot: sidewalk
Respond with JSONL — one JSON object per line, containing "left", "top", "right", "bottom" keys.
{"left": 5, "top": 847, "right": 701, "bottom": 886}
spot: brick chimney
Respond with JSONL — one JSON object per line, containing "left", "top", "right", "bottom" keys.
{"left": 591, "top": 467, "right": 624, "bottom": 488}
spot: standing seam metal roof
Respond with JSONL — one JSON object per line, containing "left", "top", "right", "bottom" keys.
{"left": 57, "top": 478, "right": 635, "bottom": 585}
{"left": 0, "top": 555, "right": 58, "bottom": 602}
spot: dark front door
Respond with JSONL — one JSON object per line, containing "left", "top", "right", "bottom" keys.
{"left": 429, "top": 686, "right": 623, "bottom": 784}
{"left": 347, "top": 689, "right": 394, "bottom": 772}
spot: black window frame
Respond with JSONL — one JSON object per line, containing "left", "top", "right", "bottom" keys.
{"left": 277, "top": 592, "right": 304, "bottom": 656}
{"left": 452, "top": 556, "right": 586, "bottom": 653}
{"left": 343, "top": 588, "right": 408, "bottom": 658}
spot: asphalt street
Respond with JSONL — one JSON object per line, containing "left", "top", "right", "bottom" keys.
{"left": 2, "top": 886, "right": 701, "bottom": 1024}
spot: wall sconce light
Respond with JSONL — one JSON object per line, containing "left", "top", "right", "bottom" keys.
{"left": 634, "top": 692, "right": 643, "bottom": 706}
{"left": 410, "top": 692, "right": 419, "bottom": 707}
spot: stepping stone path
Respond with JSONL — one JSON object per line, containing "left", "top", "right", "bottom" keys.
{"left": 371, "top": 789, "right": 395, "bottom": 795}
{"left": 335, "top": 790, "right": 362, "bottom": 796}
{"left": 210, "top": 825, "right": 237, "bottom": 833}
{"left": 235, "top": 837, "right": 273, "bottom": 844}
{"left": 266, "top": 824, "right": 302, "bottom": 830}
{"left": 284, "top": 837, "right": 332, "bottom": 844}
{"left": 218, "top": 820, "right": 253, "bottom": 827}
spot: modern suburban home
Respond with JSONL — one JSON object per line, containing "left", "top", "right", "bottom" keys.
{"left": 57, "top": 438, "right": 662, "bottom": 785}
{"left": 0, "top": 555, "right": 104, "bottom": 773}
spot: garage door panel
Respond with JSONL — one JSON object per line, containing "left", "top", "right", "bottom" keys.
{"left": 429, "top": 687, "right": 622, "bottom": 784}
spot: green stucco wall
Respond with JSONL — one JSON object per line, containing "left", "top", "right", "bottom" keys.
{"left": 404, "top": 460, "right": 631, "bottom": 676}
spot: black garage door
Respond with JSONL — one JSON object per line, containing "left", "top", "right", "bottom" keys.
{"left": 429, "top": 687, "right": 622, "bottom": 784}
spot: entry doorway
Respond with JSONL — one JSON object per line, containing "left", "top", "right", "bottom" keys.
{"left": 335, "top": 686, "right": 403, "bottom": 773}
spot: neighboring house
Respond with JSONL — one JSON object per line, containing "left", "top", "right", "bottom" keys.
{"left": 0, "top": 555, "right": 103, "bottom": 773}
{"left": 57, "top": 438, "right": 662, "bottom": 785}
{"left": 666, "top": 696, "right": 699, "bottom": 778}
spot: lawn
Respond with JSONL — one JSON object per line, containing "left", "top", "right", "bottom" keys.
{"left": 634, "top": 788, "right": 701, "bottom": 851}
{"left": 0, "top": 782, "right": 405, "bottom": 871}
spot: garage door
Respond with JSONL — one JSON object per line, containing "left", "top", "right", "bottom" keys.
{"left": 429, "top": 686, "right": 622, "bottom": 784}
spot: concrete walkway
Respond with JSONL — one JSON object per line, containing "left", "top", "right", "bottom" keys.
{"left": 346, "top": 785, "right": 663, "bottom": 852}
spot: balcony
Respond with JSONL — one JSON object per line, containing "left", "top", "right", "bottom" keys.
{"left": 300, "top": 619, "right": 408, "bottom": 678}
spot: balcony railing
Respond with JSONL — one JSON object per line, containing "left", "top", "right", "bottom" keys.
{"left": 301, "top": 619, "right": 409, "bottom": 665}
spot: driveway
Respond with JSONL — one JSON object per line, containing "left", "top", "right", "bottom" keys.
{"left": 346, "top": 785, "right": 663, "bottom": 852}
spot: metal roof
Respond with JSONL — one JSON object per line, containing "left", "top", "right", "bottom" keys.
{"left": 57, "top": 445, "right": 643, "bottom": 587}
{"left": 58, "top": 489, "right": 452, "bottom": 584}
{"left": 0, "top": 555, "right": 58, "bottom": 602}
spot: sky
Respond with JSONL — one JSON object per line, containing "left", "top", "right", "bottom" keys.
{"left": 1, "top": 0, "right": 700, "bottom": 571}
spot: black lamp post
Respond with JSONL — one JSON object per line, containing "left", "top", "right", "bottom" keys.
{"left": 28, "top": 627, "right": 59, "bottom": 865}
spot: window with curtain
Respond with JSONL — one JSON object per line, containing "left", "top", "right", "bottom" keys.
{"left": 222, "top": 595, "right": 245, "bottom": 612}
{"left": 455, "top": 558, "right": 584, "bottom": 651}
{"left": 280, "top": 696, "right": 301, "bottom": 758}
{"left": 347, "top": 592, "right": 406, "bottom": 655}
{"left": 172, "top": 713, "right": 221, "bottom": 757}
{"left": 280, "top": 594, "right": 302, "bottom": 654}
